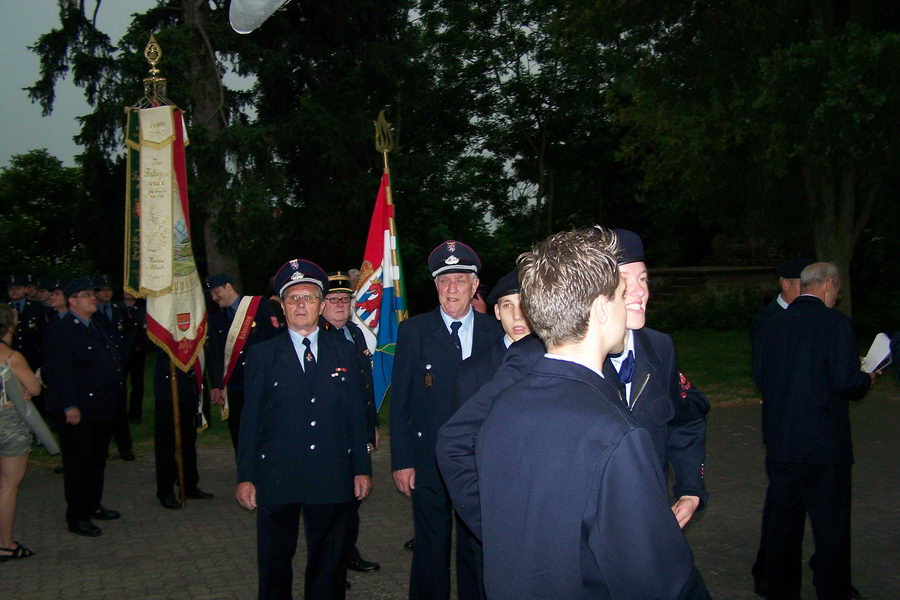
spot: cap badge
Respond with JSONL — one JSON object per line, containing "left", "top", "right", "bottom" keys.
{"left": 289, "top": 259, "right": 299, "bottom": 270}
{"left": 444, "top": 255, "right": 459, "bottom": 265}
{"left": 291, "top": 272, "right": 303, "bottom": 281}
{"left": 447, "top": 241, "right": 456, "bottom": 252}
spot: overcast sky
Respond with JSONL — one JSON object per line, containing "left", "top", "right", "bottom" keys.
{"left": 0, "top": 1, "right": 176, "bottom": 167}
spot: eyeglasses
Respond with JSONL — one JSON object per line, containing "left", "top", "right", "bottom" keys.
{"left": 325, "top": 296, "right": 352, "bottom": 305}
{"left": 283, "top": 293, "right": 321, "bottom": 306}
{"left": 73, "top": 291, "right": 95, "bottom": 298}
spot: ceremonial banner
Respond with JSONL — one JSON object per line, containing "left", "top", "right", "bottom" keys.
{"left": 353, "top": 172, "right": 407, "bottom": 411}
{"left": 124, "top": 105, "right": 207, "bottom": 380}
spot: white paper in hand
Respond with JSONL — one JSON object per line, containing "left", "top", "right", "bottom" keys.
{"left": 861, "top": 332, "right": 892, "bottom": 374}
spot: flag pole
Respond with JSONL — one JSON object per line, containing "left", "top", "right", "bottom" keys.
{"left": 133, "top": 36, "right": 187, "bottom": 505}
{"left": 374, "top": 111, "right": 403, "bottom": 312}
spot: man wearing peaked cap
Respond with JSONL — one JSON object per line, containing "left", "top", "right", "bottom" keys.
{"left": 750, "top": 257, "right": 814, "bottom": 347}
{"left": 236, "top": 258, "right": 372, "bottom": 600}
{"left": 42, "top": 276, "right": 125, "bottom": 537}
{"left": 391, "top": 240, "right": 502, "bottom": 600}
{"left": 319, "top": 271, "right": 381, "bottom": 575}
{"left": 204, "top": 272, "right": 279, "bottom": 454}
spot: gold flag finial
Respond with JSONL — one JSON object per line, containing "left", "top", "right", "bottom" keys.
{"left": 374, "top": 110, "right": 393, "bottom": 155}
{"left": 142, "top": 34, "right": 168, "bottom": 103}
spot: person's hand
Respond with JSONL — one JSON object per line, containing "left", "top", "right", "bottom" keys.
{"left": 671, "top": 495, "right": 701, "bottom": 529}
{"left": 64, "top": 407, "right": 81, "bottom": 425}
{"left": 354, "top": 475, "right": 373, "bottom": 500}
{"left": 393, "top": 468, "right": 416, "bottom": 497}
{"left": 23, "top": 389, "right": 32, "bottom": 402}
{"left": 373, "top": 427, "right": 381, "bottom": 451}
{"left": 211, "top": 388, "right": 225, "bottom": 406}
{"left": 868, "top": 371, "right": 878, "bottom": 385}
{"left": 235, "top": 481, "right": 257, "bottom": 510}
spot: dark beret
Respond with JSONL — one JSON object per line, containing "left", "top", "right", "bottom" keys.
{"left": 487, "top": 270, "right": 520, "bottom": 305}
{"left": 273, "top": 259, "right": 328, "bottom": 296}
{"left": 4, "top": 274, "right": 27, "bottom": 286}
{"left": 613, "top": 229, "right": 645, "bottom": 265}
{"left": 64, "top": 276, "right": 95, "bottom": 299}
{"left": 92, "top": 274, "right": 113, "bottom": 289}
{"left": 204, "top": 274, "right": 234, "bottom": 291}
{"left": 326, "top": 271, "right": 354, "bottom": 294}
{"left": 428, "top": 240, "right": 482, "bottom": 278}
{"left": 777, "top": 258, "right": 813, "bottom": 279}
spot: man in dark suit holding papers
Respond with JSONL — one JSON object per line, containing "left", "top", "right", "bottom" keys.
{"left": 753, "top": 261, "right": 875, "bottom": 600}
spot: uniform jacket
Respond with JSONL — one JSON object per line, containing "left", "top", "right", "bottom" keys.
{"left": 93, "top": 301, "right": 128, "bottom": 356}
{"left": 390, "top": 307, "right": 502, "bottom": 484}
{"left": 437, "top": 329, "right": 710, "bottom": 539}
{"left": 477, "top": 357, "right": 709, "bottom": 600}
{"left": 751, "top": 296, "right": 783, "bottom": 349}
{"left": 752, "top": 295, "right": 870, "bottom": 464}
{"left": 629, "top": 327, "right": 709, "bottom": 504}
{"left": 320, "top": 317, "right": 378, "bottom": 441}
{"left": 42, "top": 313, "right": 124, "bottom": 420}
{"left": 9, "top": 299, "right": 45, "bottom": 370}
{"left": 207, "top": 297, "right": 279, "bottom": 392}
{"left": 454, "top": 337, "right": 508, "bottom": 412}
{"left": 123, "top": 300, "right": 148, "bottom": 358}
{"left": 236, "top": 329, "right": 372, "bottom": 506}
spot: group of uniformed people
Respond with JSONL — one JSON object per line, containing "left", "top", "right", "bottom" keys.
{"left": 4, "top": 223, "right": 871, "bottom": 600}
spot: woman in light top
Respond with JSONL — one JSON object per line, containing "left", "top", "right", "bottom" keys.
{"left": 0, "top": 303, "right": 42, "bottom": 562}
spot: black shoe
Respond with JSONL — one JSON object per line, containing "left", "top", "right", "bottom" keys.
{"left": 91, "top": 506, "right": 120, "bottom": 520}
{"left": 53, "top": 466, "right": 65, "bottom": 474}
{"left": 347, "top": 558, "right": 380, "bottom": 572}
{"left": 68, "top": 520, "right": 102, "bottom": 537}
{"left": 120, "top": 450, "right": 136, "bottom": 461}
{"left": 185, "top": 488, "right": 213, "bottom": 500}
{"left": 159, "top": 495, "right": 182, "bottom": 510}
{"left": 403, "top": 537, "right": 415, "bottom": 551}
{"left": 345, "top": 581, "right": 352, "bottom": 590}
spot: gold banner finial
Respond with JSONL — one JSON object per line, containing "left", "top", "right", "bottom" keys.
{"left": 143, "top": 34, "right": 168, "bottom": 103}
{"left": 374, "top": 110, "right": 393, "bottom": 155}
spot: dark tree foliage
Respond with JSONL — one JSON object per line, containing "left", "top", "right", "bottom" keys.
{"left": 0, "top": 149, "right": 94, "bottom": 277}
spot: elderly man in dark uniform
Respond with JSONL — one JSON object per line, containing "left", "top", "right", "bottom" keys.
{"left": 475, "top": 228, "right": 709, "bottom": 599}
{"left": 236, "top": 259, "right": 372, "bottom": 600}
{"left": 205, "top": 273, "right": 279, "bottom": 453}
{"left": 391, "top": 240, "right": 502, "bottom": 600}
{"left": 437, "top": 228, "right": 709, "bottom": 542}
{"left": 319, "top": 271, "right": 380, "bottom": 575}
{"left": 753, "top": 261, "right": 874, "bottom": 600}
{"left": 43, "top": 276, "right": 124, "bottom": 537}
{"left": 91, "top": 274, "right": 134, "bottom": 461}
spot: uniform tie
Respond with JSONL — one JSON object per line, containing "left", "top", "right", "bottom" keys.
{"left": 449, "top": 321, "right": 463, "bottom": 360}
{"left": 302, "top": 337, "right": 317, "bottom": 382}
{"left": 618, "top": 350, "right": 635, "bottom": 385}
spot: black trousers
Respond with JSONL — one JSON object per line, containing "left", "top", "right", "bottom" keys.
{"left": 344, "top": 498, "right": 363, "bottom": 563}
{"left": 57, "top": 418, "right": 113, "bottom": 523}
{"left": 154, "top": 396, "right": 199, "bottom": 498}
{"left": 227, "top": 388, "right": 245, "bottom": 453}
{"left": 409, "top": 479, "right": 481, "bottom": 600}
{"left": 153, "top": 361, "right": 200, "bottom": 497}
{"left": 126, "top": 349, "right": 146, "bottom": 421}
{"left": 763, "top": 461, "right": 852, "bottom": 600}
{"left": 257, "top": 501, "right": 349, "bottom": 600}
{"left": 111, "top": 389, "right": 132, "bottom": 455}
